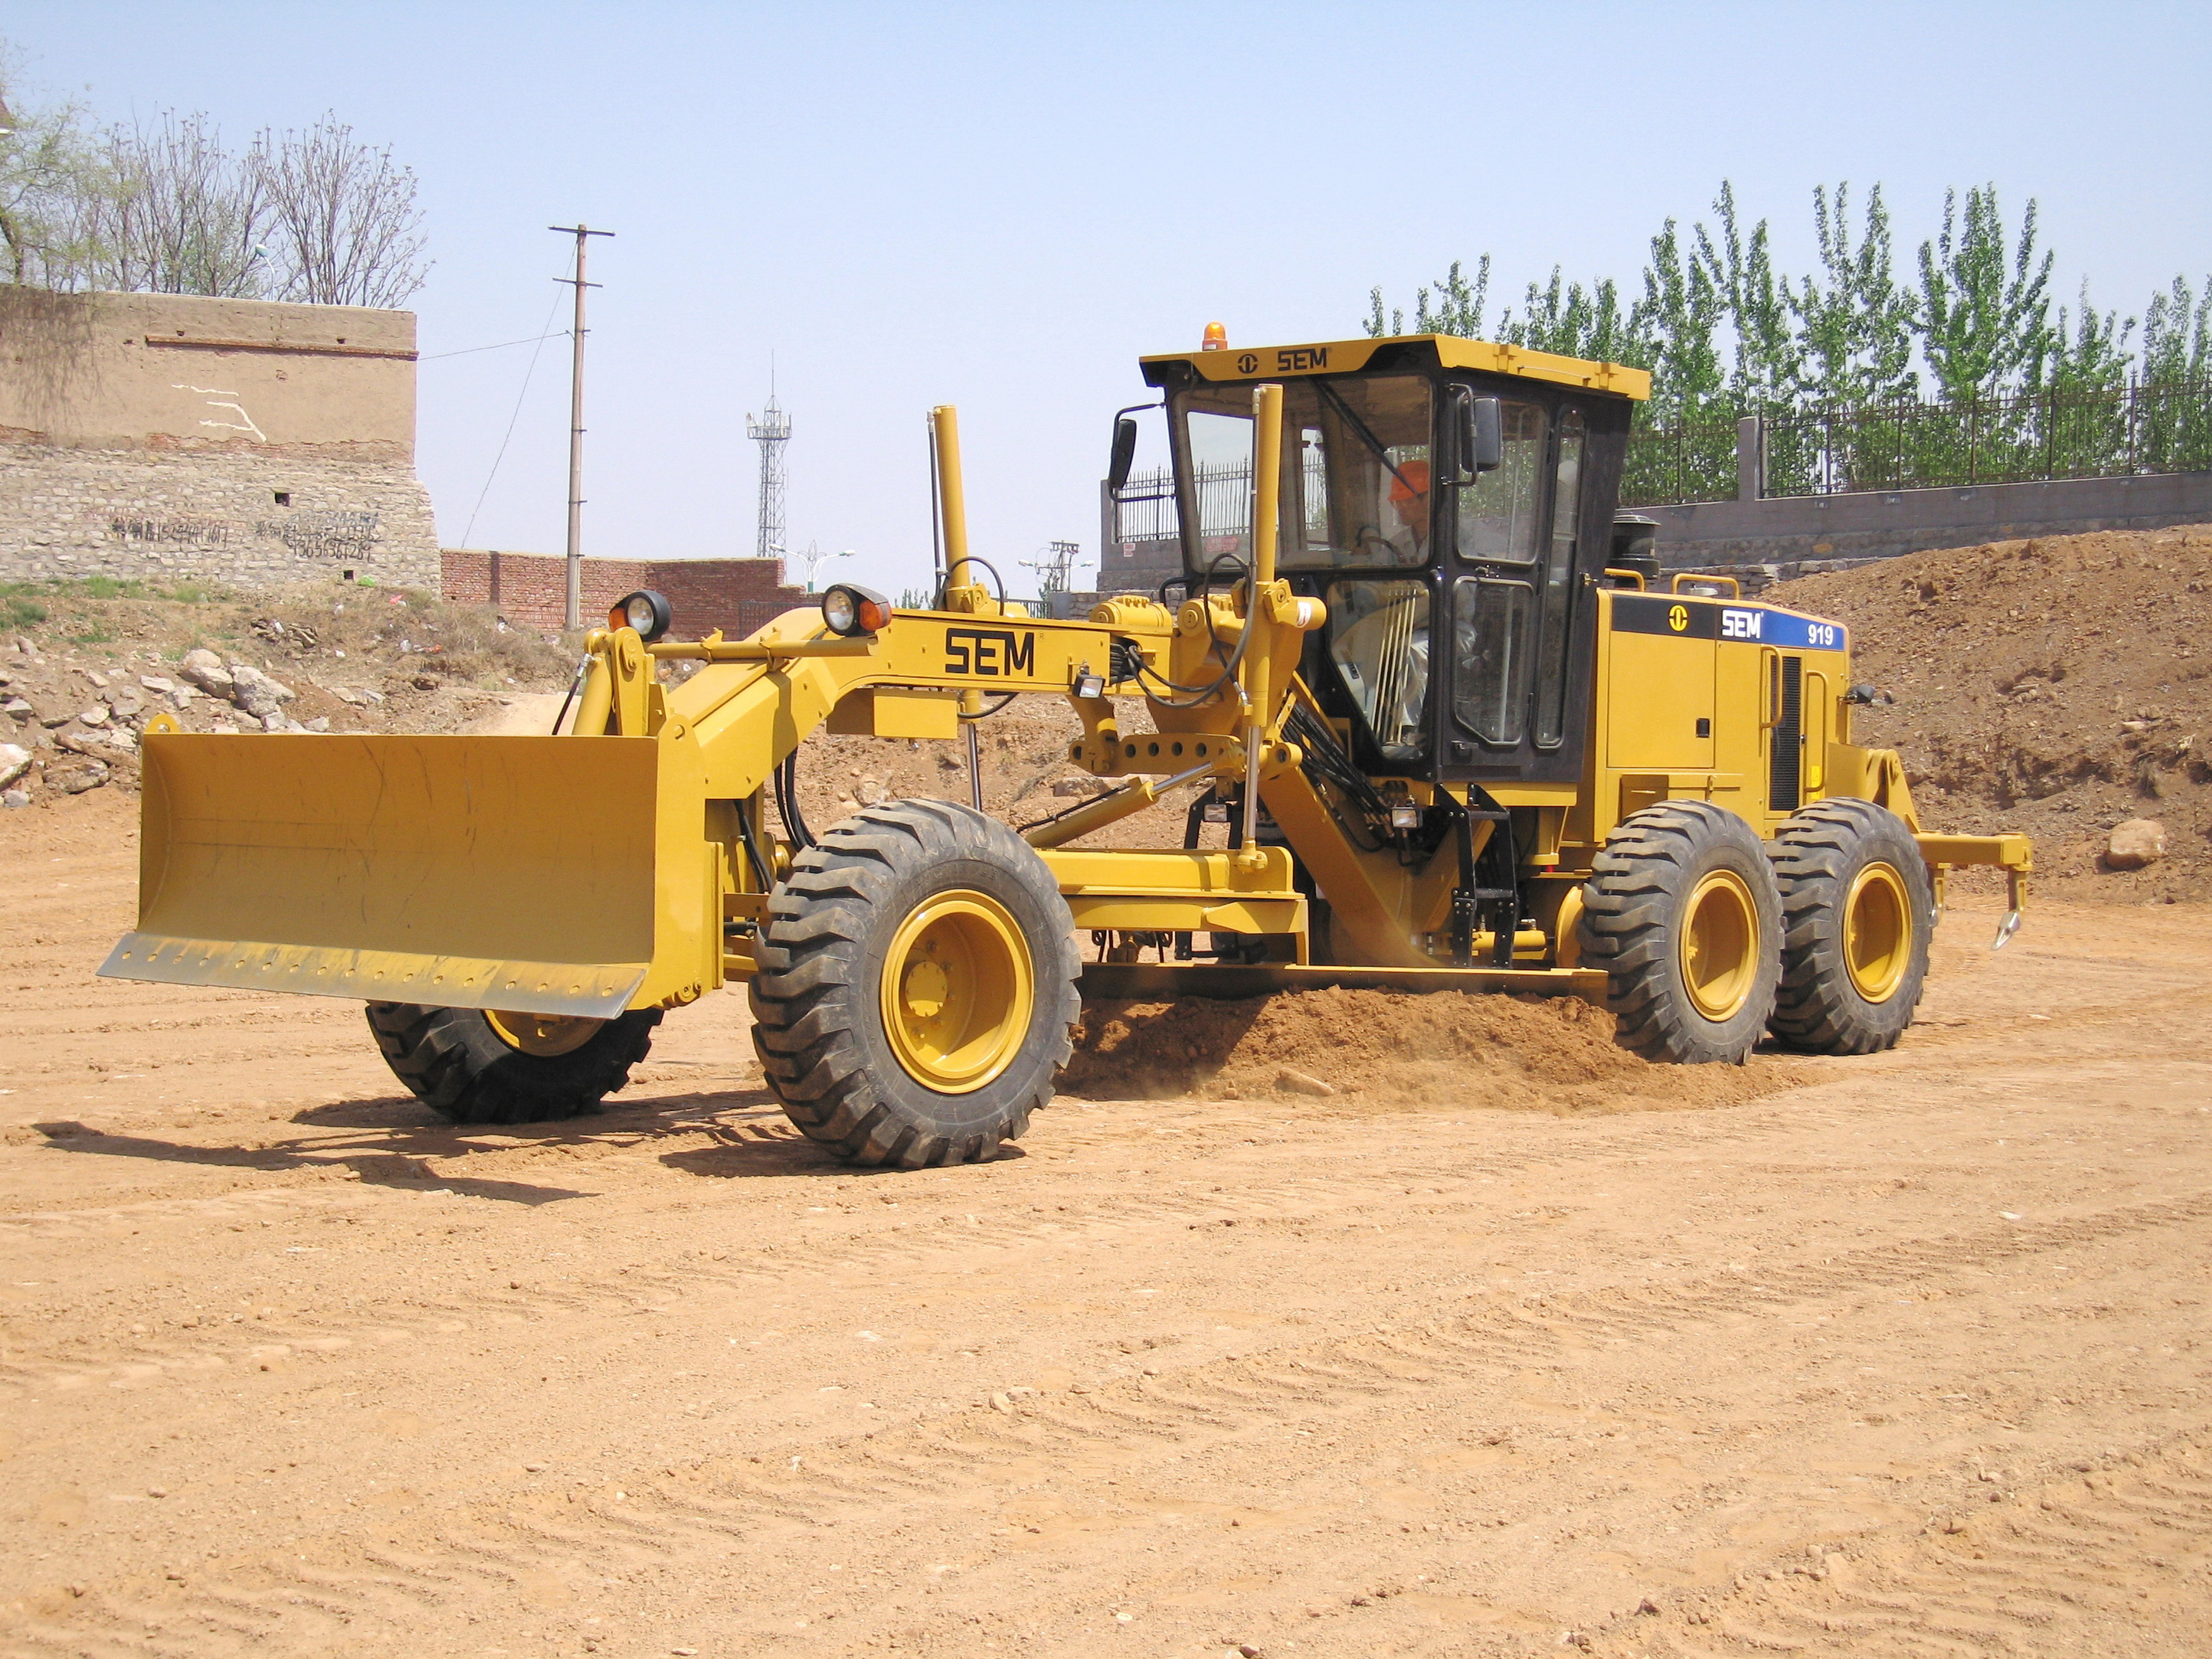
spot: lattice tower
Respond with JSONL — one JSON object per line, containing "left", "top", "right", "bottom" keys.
{"left": 745, "top": 390, "right": 792, "bottom": 565}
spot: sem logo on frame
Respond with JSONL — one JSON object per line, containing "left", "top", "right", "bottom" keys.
{"left": 943, "top": 628, "right": 1037, "bottom": 677}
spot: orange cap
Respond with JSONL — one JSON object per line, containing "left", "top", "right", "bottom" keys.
{"left": 1200, "top": 320, "right": 1227, "bottom": 351}
{"left": 1388, "top": 458, "right": 1432, "bottom": 502}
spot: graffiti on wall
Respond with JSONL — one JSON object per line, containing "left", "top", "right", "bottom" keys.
{"left": 108, "top": 516, "right": 234, "bottom": 547}
{"left": 171, "top": 384, "right": 268, "bottom": 443}
{"left": 257, "top": 510, "right": 382, "bottom": 559}
{"left": 102, "top": 509, "right": 382, "bottom": 559}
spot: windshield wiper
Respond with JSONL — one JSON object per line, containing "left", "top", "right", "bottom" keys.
{"left": 1314, "top": 380, "right": 1423, "bottom": 499}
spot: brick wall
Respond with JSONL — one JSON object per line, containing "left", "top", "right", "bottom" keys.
{"left": 441, "top": 549, "right": 813, "bottom": 637}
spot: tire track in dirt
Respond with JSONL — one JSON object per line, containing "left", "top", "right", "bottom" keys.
{"left": 0, "top": 1079, "right": 1955, "bottom": 1416}
{"left": 0, "top": 1054, "right": 2161, "bottom": 1404}
{"left": 1588, "top": 1433, "right": 2212, "bottom": 1656}
{"left": 9, "top": 1189, "right": 2206, "bottom": 1656}
{"left": 0, "top": 1091, "right": 1880, "bottom": 1399}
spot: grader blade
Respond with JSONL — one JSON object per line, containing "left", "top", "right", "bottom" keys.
{"left": 100, "top": 732, "right": 665, "bottom": 1017}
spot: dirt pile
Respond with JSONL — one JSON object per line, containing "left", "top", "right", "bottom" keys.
{"left": 1768, "top": 524, "right": 2212, "bottom": 900}
{"left": 1062, "top": 985, "right": 1788, "bottom": 1112}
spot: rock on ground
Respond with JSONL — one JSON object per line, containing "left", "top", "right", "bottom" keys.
{"left": 2106, "top": 818, "right": 2168, "bottom": 870}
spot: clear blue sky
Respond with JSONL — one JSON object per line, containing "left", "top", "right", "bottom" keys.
{"left": 11, "top": 2, "right": 2209, "bottom": 600}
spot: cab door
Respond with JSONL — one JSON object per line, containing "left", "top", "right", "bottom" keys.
{"left": 1439, "top": 395, "right": 1598, "bottom": 786}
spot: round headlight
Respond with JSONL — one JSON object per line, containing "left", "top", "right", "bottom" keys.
{"left": 820, "top": 583, "right": 890, "bottom": 636}
{"left": 610, "top": 589, "right": 672, "bottom": 643}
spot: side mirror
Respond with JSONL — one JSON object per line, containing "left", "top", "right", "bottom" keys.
{"left": 1469, "top": 395, "right": 1503, "bottom": 474}
{"left": 1445, "top": 389, "right": 1504, "bottom": 483}
{"left": 1106, "top": 415, "right": 1139, "bottom": 493}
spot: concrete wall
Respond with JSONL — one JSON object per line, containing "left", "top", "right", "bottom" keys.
{"left": 441, "top": 550, "right": 811, "bottom": 637}
{"left": 1648, "top": 470, "right": 2212, "bottom": 585}
{"left": 0, "top": 289, "right": 437, "bottom": 589}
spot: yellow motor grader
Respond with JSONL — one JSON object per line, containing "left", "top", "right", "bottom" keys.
{"left": 105, "top": 331, "right": 2029, "bottom": 1167}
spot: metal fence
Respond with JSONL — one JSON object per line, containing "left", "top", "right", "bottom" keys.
{"left": 1111, "top": 465, "right": 1181, "bottom": 543}
{"left": 1623, "top": 379, "right": 2212, "bottom": 507}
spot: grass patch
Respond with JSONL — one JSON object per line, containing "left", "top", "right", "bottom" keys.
{"left": 0, "top": 576, "right": 228, "bottom": 606}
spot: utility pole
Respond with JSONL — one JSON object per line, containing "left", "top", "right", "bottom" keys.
{"left": 550, "top": 222, "right": 615, "bottom": 630}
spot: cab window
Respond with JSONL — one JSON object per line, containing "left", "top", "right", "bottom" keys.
{"left": 1326, "top": 578, "right": 1429, "bottom": 760}
{"left": 1454, "top": 399, "right": 1546, "bottom": 566}
{"left": 1171, "top": 376, "right": 1433, "bottom": 572}
{"left": 1452, "top": 577, "right": 1533, "bottom": 746}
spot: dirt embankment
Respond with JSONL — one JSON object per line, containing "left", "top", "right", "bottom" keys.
{"left": 0, "top": 580, "right": 580, "bottom": 804}
{"left": 1768, "top": 524, "right": 2212, "bottom": 899}
{"left": 0, "top": 579, "right": 1187, "bottom": 846}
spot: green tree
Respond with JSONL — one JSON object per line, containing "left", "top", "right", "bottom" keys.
{"left": 2046, "top": 280, "right": 2134, "bottom": 394}
{"left": 1631, "top": 217, "right": 1724, "bottom": 422}
{"left": 1495, "top": 268, "right": 1643, "bottom": 364}
{"left": 1793, "top": 181, "right": 1916, "bottom": 410}
{"left": 1911, "top": 185, "right": 2056, "bottom": 402}
{"left": 1692, "top": 181, "right": 1802, "bottom": 415}
{"left": 0, "top": 51, "right": 104, "bottom": 287}
{"left": 2141, "top": 274, "right": 2210, "bottom": 385}
{"left": 2139, "top": 274, "right": 2211, "bottom": 470}
{"left": 1365, "top": 255, "right": 1490, "bottom": 339}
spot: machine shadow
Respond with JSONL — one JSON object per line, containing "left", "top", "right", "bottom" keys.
{"left": 659, "top": 1137, "right": 1027, "bottom": 1181}
{"left": 30, "top": 1119, "right": 594, "bottom": 1205}
{"left": 29, "top": 1083, "right": 822, "bottom": 1201}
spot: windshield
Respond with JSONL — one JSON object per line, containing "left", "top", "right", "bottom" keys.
{"left": 1171, "top": 375, "right": 1433, "bottom": 572}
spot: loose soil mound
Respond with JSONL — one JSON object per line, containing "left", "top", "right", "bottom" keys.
{"left": 1769, "top": 524, "right": 2212, "bottom": 900}
{"left": 1061, "top": 986, "right": 1788, "bottom": 1114}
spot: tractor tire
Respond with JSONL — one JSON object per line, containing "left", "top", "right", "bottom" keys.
{"left": 749, "top": 799, "right": 1081, "bottom": 1169}
{"left": 363, "top": 1002, "right": 662, "bottom": 1125}
{"left": 1578, "top": 800, "right": 1782, "bottom": 1066}
{"left": 1768, "top": 797, "right": 1934, "bottom": 1055}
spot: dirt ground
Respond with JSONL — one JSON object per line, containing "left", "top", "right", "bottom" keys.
{"left": 5, "top": 788, "right": 2211, "bottom": 1657}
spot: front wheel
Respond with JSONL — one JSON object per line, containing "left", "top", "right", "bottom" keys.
{"left": 749, "top": 799, "right": 1081, "bottom": 1169}
{"left": 1768, "top": 798, "right": 1934, "bottom": 1055}
{"left": 1578, "top": 800, "right": 1782, "bottom": 1066}
{"left": 364, "top": 1003, "right": 662, "bottom": 1124}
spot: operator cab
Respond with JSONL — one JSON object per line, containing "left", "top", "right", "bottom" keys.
{"left": 1135, "top": 334, "right": 1648, "bottom": 788}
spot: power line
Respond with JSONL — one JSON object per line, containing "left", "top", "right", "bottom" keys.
{"left": 420, "top": 330, "right": 571, "bottom": 362}
{"left": 457, "top": 252, "right": 573, "bottom": 549}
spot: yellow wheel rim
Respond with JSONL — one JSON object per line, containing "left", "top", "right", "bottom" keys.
{"left": 484, "top": 1010, "right": 605, "bottom": 1057}
{"left": 1679, "top": 868, "right": 1759, "bottom": 1022}
{"left": 1844, "top": 862, "right": 1912, "bottom": 1004}
{"left": 880, "top": 889, "right": 1034, "bottom": 1095}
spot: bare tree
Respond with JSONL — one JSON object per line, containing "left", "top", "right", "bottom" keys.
{"left": 91, "top": 111, "right": 272, "bottom": 297}
{"left": 255, "top": 114, "right": 428, "bottom": 308}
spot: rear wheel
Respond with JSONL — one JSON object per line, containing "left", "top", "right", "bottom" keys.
{"left": 750, "top": 799, "right": 1081, "bottom": 1168}
{"left": 364, "top": 1002, "right": 662, "bottom": 1124}
{"left": 1768, "top": 797, "right": 1933, "bottom": 1055}
{"left": 1578, "top": 800, "right": 1782, "bottom": 1065}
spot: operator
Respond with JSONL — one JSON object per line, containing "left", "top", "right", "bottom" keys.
{"left": 1385, "top": 458, "right": 1431, "bottom": 562}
